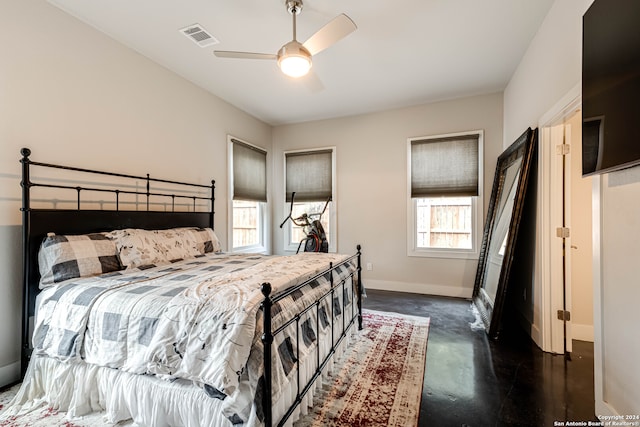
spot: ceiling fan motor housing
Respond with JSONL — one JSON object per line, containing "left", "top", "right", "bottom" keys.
{"left": 277, "top": 41, "right": 311, "bottom": 62}
{"left": 286, "top": 0, "right": 303, "bottom": 15}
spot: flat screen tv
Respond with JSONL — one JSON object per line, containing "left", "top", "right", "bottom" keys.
{"left": 582, "top": 0, "right": 640, "bottom": 176}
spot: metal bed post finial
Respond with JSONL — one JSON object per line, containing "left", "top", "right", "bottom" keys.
{"left": 20, "top": 147, "right": 32, "bottom": 161}
{"left": 76, "top": 187, "right": 81, "bottom": 210}
{"left": 260, "top": 282, "right": 273, "bottom": 427}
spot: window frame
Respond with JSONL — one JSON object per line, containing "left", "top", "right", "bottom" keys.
{"left": 283, "top": 147, "right": 337, "bottom": 253}
{"left": 227, "top": 135, "right": 269, "bottom": 254}
{"left": 407, "top": 130, "right": 483, "bottom": 259}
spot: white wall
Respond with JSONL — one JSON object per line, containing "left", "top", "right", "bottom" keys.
{"left": 503, "top": 0, "right": 591, "bottom": 146}
{"left": 504, "top": 0, "right": 640, "bottom": 417}
{"left": 0, "top": 0, "right": 271, "bottom": 387}
{"left": 272, "top": 93, "right": 503, "bottom": 298}
{"left": 599, "top": 169, "right": 640, "bottom": 415}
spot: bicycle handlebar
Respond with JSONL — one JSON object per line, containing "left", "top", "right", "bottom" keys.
{"left": 279, "top": 192, "right": 332, "bottom": 228}
{"left": 279, "top": 192, "right": 297, "bottom": 228}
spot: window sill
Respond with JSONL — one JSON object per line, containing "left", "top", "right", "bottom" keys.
{"left": 408, "top": 248, "right": 478, "bottom": 260}
{"left": 233, "top": 244, "right": 269, "bottom": 255}
{"left": 284, "top": 243, "right": 336, "bottom": 254}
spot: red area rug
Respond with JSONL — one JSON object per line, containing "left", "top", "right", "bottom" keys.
{"left": 0, "top": 310, "right": 429, "bottom": 426}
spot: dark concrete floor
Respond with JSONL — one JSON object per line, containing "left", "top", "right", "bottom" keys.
{"left": 363, "top": 289, "right": 597, "bottom": 427}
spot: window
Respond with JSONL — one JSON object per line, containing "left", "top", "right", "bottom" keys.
{"left": 228, "top": 136, "right": 268, "bottom": 253}
{"left": 284, "top": 148, "right": 336, "bottom": 252}
{"left": 408, "top": 131, "right": 483, "bottom": 258}
{"left": 416, "top": 197, "right": 472, "bottom": 249}
{"left": 232, "top": 200, "right": 261, "bottom": 248}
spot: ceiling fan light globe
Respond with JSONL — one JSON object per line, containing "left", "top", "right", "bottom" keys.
{"left": 279, "top": 55, "right": 311, "bottom": 77}
{"left": 277, "top": 41, "right": 312, "bottom": 78}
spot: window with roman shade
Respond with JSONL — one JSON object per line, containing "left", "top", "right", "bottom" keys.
{"left": 407, "top": 131, "right": 483, "bottom": 258}
{"left": 229, "top": 137, "right": 268, "bottom": 253}
{"left": 410, "top": 134, "right": 479, "bottom": 198}
{"left": 232, "top": 138, "right": 267, "bottom": 202}
{"left": 283, "top": 147, "right": 336, "bottom": 253}
{"left": 285, "top": 149, "right": 333, "bottom": 202}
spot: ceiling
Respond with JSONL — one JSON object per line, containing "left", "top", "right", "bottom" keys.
{"left": 48, "top": 0, "right": 555, "bottom": 126}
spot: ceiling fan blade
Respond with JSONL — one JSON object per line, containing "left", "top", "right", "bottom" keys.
{"left": 302, "top": 14, "right": 357, "bottom": 56}
{"left": 302, "top": 69, "right": 325, "bottom": 93}
{"left": 214, "top": 51, "right": 277, "bottom": 60}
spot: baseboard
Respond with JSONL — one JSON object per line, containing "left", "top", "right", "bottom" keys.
{"left": 512, "top": 307, "right": 544, "bottom": 350}
{"left": 572, "top": 323, "right": 594, "bottom": 342}
{"left": 364, "top": 279, "right": 473, "bottom": 299}
{"left": 0, "top": 361, "right": 20, "bottom": 388}
{"left": 530, "top": 321, "right": 543, "bottom": 349}
{"left": 595, "top": 400, "right": 618, "bottom": 419}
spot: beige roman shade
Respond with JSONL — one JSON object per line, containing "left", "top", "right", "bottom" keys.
{"left": 285, "top": 149, "right": 333, "bottom": 202}
{"left": 232, "top": 139, "right": 267, "bottom": 203}
{"left": 410, "top": 134, "right": 479, "bottom": 198}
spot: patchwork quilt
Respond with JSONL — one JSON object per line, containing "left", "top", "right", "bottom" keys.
{"left": 32, "top": 252, "right": 356, "bottom": 425}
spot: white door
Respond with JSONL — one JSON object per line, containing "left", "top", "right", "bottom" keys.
{"left": 566, "top": 112, "right": 594, "bottom": 344}
{"left": 541, "top": 108, "right": 594, "bottom": 355}
{"left": 548, "top": 122, "right": 571, "bottom": 354}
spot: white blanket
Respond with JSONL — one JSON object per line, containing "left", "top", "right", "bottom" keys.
{"left": 31, "top": 252, "right": 356, "bottom": 425}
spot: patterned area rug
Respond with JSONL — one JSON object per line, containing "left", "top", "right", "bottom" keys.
{"left": 0, "top": 310, "right": 429, "bottom": 427}
{"left": 0, "top": 388, "right": 117, "bottom": 427}
{"left": 294, "top": 310, "right": 430, "bottom": 427}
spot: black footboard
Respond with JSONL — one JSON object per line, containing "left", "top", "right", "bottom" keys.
{"left": 260, "top": 245, "right": 363, "bottom": 427}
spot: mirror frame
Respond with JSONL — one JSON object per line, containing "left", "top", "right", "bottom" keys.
{"left": 472, "top": 127, "right": 537, "bottom": 339}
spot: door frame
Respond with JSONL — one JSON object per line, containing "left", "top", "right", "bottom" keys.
{"left": 537, "top": 83, "right": 581, "bottom": 354}
{"left": 538, "top": 84, "right": 613, "bottom": 417}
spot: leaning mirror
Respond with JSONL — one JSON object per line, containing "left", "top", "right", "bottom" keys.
{"left": 473, "top": 127, "right": 537, "bottom": 339}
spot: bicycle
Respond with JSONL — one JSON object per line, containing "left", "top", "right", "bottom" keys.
{"left": 279, "top": 192, "right": 330, "bottom": 254}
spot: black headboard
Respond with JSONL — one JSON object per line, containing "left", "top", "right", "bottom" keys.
{"left": 20, "top": 148, "right": 215, "bottom": 376}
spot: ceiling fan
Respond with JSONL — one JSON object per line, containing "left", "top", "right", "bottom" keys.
{"left": 214, "top": 0, "right": 357, "bottom": 78}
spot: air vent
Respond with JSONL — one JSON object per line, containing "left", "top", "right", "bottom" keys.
{"left": 180, "top": 24, "right": 219, "bottom": 47}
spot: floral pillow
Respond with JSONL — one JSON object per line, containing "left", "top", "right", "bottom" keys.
{"left": 184, "top": 227, "right": 222, "bottom": 254}
{"left": 38, "top": 233, "right": 123, "bottom": 288}
{"left": 105, "top": 228, "right": 195, "bottom": 269}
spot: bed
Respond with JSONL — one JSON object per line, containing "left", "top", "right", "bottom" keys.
{"left": 5, "top": 148, "right": 363, "bottom": 427}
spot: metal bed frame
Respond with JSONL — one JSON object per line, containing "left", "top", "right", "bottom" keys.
{"left": 19, "top": 147, "right": 363, "bottom": 427}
